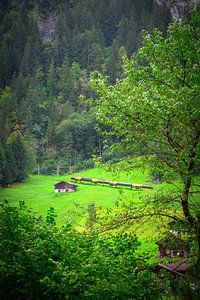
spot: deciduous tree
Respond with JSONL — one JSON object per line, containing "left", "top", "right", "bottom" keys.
{"left": 90, "top": 11, "right": 200, "bottom": 252}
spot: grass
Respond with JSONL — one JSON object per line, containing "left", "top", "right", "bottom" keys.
{"left": 0, "top": 167, "right": 172, "bottom": 226}
{"left": 0, "top": 166, "right": 179, "bottom": 260}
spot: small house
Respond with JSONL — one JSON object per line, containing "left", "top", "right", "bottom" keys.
{"left": 54, "top": 181, "right": 77, "bottom": 193}
{"left": 157, "top": 238, "right": 189, "bottom": 258}
{"left": 157, "top": 234, "right": 189, "bottom": 258}
{"left": 157, "top": 221, "right": 189, "bottom": 258}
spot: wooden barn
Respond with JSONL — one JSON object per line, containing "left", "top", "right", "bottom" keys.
{"left": 54, "top": 181, "right": 77, "bottom": 193}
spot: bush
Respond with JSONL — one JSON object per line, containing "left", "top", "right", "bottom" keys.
{"left": 40, "top": 159, "right": 59, "bottom": 175}
{"left": 0, "top": 201, "right": 160, "bottom": 299}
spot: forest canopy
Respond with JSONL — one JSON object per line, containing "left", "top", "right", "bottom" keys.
{"left": 0, "top": 0, "right": 170, "bottom": 184}
{"left": 89, "top": 7, "right": 200, "bottom": 280}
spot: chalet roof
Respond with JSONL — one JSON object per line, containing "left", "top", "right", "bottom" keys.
{"left": 156, "top": 260, "right": 190, "bottom": 275}
{"left": 54, "top": 181, "right": 77, "bottom": 189}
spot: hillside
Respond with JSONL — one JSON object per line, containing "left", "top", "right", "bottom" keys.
{"left": 0, "top": 0, "right": 171, "bottom": 185}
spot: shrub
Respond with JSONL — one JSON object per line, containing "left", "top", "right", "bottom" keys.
{"left": 0, "top": 201, "right": 159, "bottom": 299}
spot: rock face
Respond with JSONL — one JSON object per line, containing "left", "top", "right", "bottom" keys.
{"left": 170, "top": 1, "right": 188, "bottom": 22}
{"left": 37, "top": 13, "right": 56, "bottom": 39}
{"left": 155, "top": 0, "right": 200, "bottom": 22}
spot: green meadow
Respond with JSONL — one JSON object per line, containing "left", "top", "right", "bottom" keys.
{"left": 0, "top": 167, "right": 177, "bottom": 260}
{"left": 0, "top": 167, "right": 169, "bottom": 226}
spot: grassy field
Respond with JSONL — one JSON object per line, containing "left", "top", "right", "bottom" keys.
{"left": 0, "top": 167, "right": 176, "bottom": 259}
{"left": 0, "top": 167, "right": 169, "bottom": 226}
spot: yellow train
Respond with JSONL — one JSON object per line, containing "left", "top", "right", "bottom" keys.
{"left": 71, "top": 177, "right": 153, "bottom": 190}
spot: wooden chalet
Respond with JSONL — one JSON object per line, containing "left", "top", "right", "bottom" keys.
{"left": 155, "top": 222, "right": 191, "bottom": 278}
{"left": 157, "top": 236, "right": 189, "bottom": 258}
{"left": 54, "top": 181, "right": 77, "bottom": 193}
{"left": 157, "top": 221, "right": 189, "bottom": 259}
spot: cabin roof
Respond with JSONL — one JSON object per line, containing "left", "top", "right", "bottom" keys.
{"left": 156, "top": 260, "right": 190, "bottom": 275}
{"left": 54, "top": 181, "right": 77, "bottom": 189}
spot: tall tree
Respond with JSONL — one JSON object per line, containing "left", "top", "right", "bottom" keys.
{"left": 21, "top": 67, "right": 48, "bottom": 137}
{"left": 4, "top": 129, "right": 30, "bottom": 183}
{"left": 0, "top": 87, "right": 17, "bottom": 143}
{"left": 90, "top": 12, "right": 200, "bottom": 252}
{"left": 0, "top": 143, "right": 6, "bottom": 182}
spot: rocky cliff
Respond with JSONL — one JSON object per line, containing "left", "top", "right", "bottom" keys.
{"left": 36, "top": 13, "right": 56, "bottom": 39}
{"left": 156, "top": 0, "right": 200, "bottom": 21}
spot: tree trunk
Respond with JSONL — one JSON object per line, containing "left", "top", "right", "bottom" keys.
{"left": 181, "top": 129, "right": 200, "bottom": 226}
{"left": 181, "top": 174, "right": 194, "bottom": 225}
{"left": 197, "top": 229, "right": 200, "bottom": 261}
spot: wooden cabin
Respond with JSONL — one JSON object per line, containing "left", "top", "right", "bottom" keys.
{"left": 157, "top": 235, "right": 189, "bottom": 258}
{"left": 157, "top": 221, "right": 189, "bottom": 258}
{"left": 54, "top": 181, "right": 77, "bottom": 193}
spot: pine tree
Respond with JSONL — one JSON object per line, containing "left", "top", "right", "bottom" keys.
{"left": 5, "top": 129, "right": 30, "bottom": 183}
{"left": 58, "top": 55, "right": 71, "bottom": 102}
{"left": 88, "top": 43, "right": 104, "bottom": 72}
{"left": 0, "top": 87, "right": 17, "bottom": 143}
{"left": 47, "top": 59, "right": 58, "bottom": 97}
{"left": 105, "top": 43, "right": 119, "bottom": 83}
{"left": 0, "top": 143, "right": 6, "bottom": 182}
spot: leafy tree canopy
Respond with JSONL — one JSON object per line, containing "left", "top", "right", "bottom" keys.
{"left": 0, "top": 201, "right": 160, "bottom": 299}
{"left": 90, "top": 11, "right": 200, "bottom": 251}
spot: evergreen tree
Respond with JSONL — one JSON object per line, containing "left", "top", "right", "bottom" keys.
{"left": 46, "top": 59, "right": 58, "bottom": 97}
{"left": 0, "top": 0, "right": 172, "bottom": 173}
{"left": 21, "top": 67, "right": 48, "bottom": 137}
{"left": 116, "top": 46, "right": 128, "bottom": 79}
{"left": 0, "top": 87, "right": 17, "bottom": 143}
{"left": 58, "top": 55, "right": 71, "bottom": 102}
{"left": 3, "top": 141, "right": 18, "bottom": 184}
{"left": 115, "top": 15, "right": 130, "bottom": 48}
{"left": 5, "top": 129, "right": 30, "bottom": 183}
{"left": 0, "top": 143, "right": 6, "bottom": 182}
{"left": 1, "top": 128, "right": 32, "bottom": 184}
{"left": 53, "top": 13, "right": 72, "bottom": 66}
{"left": 88, "top": 43, "right": 105, "bottom": 72}
{"left": 105, "top": 43, "right": 119, "bottom": 83}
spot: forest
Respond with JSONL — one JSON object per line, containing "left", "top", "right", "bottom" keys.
{"left": 0, "top": 0, "right": 200, "bottom": 299}
{"left": 0, "top": 0, "right": 170, "bottom": 182}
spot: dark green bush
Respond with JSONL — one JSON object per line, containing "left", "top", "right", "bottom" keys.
{"left": 0, "top": 201, "right": 160, "bottom": 299}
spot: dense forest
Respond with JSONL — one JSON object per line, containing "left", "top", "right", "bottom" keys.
{"left": 0, "top": 0, "right": 171, "bottom": 184}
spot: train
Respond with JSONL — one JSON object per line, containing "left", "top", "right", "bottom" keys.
{"left": 71, "top": 176, "right": 153, "bottom": 190}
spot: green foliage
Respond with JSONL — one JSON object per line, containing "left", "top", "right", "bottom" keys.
{"left": 0, "top": 143, "right": 6, "bottom": 181}
{"left": 90, "top": 11, "right": 200, "bottom": 205}
{"left": 0, "top": 201, "right": 160, "bottom": 299}
{"left": 56, "top": 112, "right": 99, "bottom": 169}
{"left": 0, "top": 86, "right": 17, "bottom": 142}
{"left": 2, "top": 129, "right": 32, "bottom": 184}
{"left": 40, "top": 159, "right": 58, "bottom": 175}
{"left": 89, "top": 10, "right": 200, "bottom": 274}
{"left": 0, "top": 0, "right": 171, "bottom": 175}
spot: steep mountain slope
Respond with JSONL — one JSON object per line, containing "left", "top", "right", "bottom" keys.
{"left": 0, "top": 0, "right": 172, "bottom": 183}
